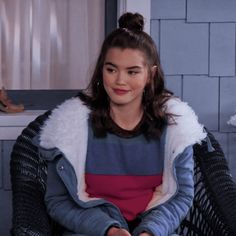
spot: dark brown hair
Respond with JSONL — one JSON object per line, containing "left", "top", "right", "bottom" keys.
{"left": 78, "top": 12, "right": 173, "bottom": 138}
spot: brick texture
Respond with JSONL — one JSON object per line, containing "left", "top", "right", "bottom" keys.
{"left": 160, "top": 20, "right": 208, "bottom": 75}
{"left": 210, "top": 23, "right": 235, "bottom": 76}
{"left": 187, "top": 0, "right": 236, "bottom": 22}
{"left": 151, "top": 0, "right": 186, "bottom": 19}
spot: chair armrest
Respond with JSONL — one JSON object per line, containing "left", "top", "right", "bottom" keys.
{"left": 177, "top": 128, "right": 236, "bottom": 236}
{"left": 10, "top": 112, "right": 52, "bottom": 236}
{"left": 196, "top": 129, "right": 236, "bottom": 235}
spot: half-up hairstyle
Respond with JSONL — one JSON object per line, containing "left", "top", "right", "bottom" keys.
{"left": 78, "top": 12, "right": 174, "bottom": 138}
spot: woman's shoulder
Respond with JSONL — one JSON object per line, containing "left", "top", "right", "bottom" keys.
{"left": 46, "top": 96, "right": 90, "bottom": 123}
{"left": 164, "top": 96, "right": 196, "bottom": 117}
{"left": 45, "top": 97, "right": 90, "bottom": 123}
{"left": 52, "top": 97, "right": 89, "bottom": 114}
{"left": 39, "top": 97, "right": 90, "bottom": 149}
{"left": 164, "top": 96, "right": 206, "bottom": 153}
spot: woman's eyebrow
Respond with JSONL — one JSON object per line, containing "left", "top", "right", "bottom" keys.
{"left": 104, "top": 62, "right": 142, "bottom": 70}
{"left": 126, "top": 66, "right": 142, "bottom": 70}
{"left": 104, "top": 62, "right": 117, "bottom": 67}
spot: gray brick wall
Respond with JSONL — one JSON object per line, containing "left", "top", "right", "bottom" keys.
{"left": 151, "top": 0, "right": 236, "bottom": 182}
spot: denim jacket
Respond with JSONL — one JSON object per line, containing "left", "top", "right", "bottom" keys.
{"left": 35, "top": 97, "right": 206, "bottom": 236}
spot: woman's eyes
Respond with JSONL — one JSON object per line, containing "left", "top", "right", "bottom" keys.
{"left": 106, "top": 68, "right": 116, "bottom": 73}
{"left": 128, "top": 70, "right": 139, "bottom": 75}
{"left": 105, "top": 67, "right": 140, "bottom": 75}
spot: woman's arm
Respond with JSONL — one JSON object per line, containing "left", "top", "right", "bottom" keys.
{"left": 133, "top": 146, "right": 194, "bottom": 236}
{"left": 45, "top": 160, "right": 122, "bottom": 236}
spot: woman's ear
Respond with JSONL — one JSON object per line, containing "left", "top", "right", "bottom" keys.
{"left": 151, "top": 65, "right": 157, "bottom": 79}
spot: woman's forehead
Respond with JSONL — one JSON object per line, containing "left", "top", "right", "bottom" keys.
{"left": 104, "top": 48, "right": 147, "bottom": 67}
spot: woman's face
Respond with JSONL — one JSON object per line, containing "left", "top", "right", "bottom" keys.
{"left": 102, "top": 47, "right": 150, "bottom": 110}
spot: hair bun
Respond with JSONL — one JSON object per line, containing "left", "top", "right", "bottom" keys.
{"left": 118, "top": 12, "right": 144, "bottom": 31}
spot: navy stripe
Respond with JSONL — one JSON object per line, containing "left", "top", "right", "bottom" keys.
{"left": 86, "top": 126, "right": 165, "bottom": 175}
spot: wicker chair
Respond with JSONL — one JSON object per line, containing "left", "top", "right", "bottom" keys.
{"left": 10, "top": 111, "right": 236, "bottom": 236}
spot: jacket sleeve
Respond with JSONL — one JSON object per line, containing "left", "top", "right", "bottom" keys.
{"left": 133, "top": 146, "right": 194, "bottom": 236}
{"left": 44, "top": 158, "right": 121, "bottom": 236}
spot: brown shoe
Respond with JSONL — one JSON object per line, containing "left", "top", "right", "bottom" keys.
{"left": 0, "top": 87, "right": 24, "bottom": 113}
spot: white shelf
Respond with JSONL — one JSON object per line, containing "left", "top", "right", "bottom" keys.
{"left": 0, "top": 110, "right": 46, "bottom": 140}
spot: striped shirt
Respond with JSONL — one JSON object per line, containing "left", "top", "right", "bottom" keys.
{"left": 85, "top": 121, "right": 164, "bottom": 220}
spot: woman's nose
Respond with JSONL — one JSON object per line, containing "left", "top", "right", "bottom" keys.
{"left": 115, "top": 71, "right": 126, "bottom": 84}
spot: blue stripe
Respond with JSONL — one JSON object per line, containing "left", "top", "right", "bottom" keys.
{"left": 86, "top": 126, "right": 165, "bottom": 175}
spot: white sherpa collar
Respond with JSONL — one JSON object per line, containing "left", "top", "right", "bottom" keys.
{"left": 146, "top": 97, "right": 206, "bottom": 209}
{"left": 39, "top": 97, "right": 206, "bottom": 205}
{"left": 165, "top": 97, "right": 206, "bottom": 157}
{"left": 39, "top": 97, "right": 90, "bottom": 200}
{"left": 39, "top": 97, "right": 205, "bottom": 160}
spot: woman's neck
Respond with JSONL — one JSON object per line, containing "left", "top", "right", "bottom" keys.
{"left": 109, "top": 104, "right": 144, "bottom": 131}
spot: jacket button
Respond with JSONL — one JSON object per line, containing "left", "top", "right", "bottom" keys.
{"left": 59, "top": 165, "right": 64, "bottom": 171}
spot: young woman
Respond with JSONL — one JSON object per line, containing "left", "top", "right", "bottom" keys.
{"left": 36, "top": 12, "right": 206, "bottom": 236}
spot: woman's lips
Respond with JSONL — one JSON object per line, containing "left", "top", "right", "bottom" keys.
{"left": 113, "top": 88, "right": 129, "bottom": 95}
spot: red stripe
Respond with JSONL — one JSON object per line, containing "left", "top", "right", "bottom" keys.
{"left": 85, "top": 174, "right": 162, "bottom": 220}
